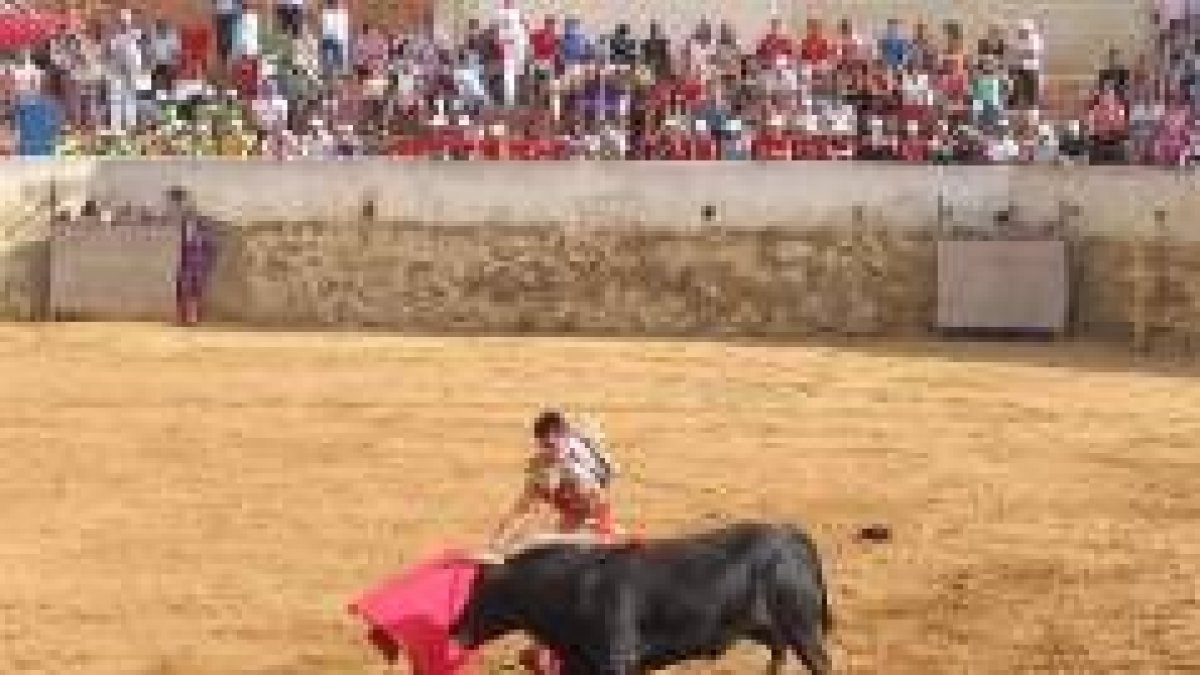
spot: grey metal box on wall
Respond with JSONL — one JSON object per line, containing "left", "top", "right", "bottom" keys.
{"left": 936, "top": 240, "right": 1069, "bottom": 333}
{"left": 50, "top": 223, "right": 181, "bottom": 321}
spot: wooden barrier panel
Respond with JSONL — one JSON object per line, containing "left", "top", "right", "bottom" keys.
{"left": 50, "top": 222, "right": 180, "bottom": 321}
{"left": 936, "top": 239, "right": 1069, "bottom": 333}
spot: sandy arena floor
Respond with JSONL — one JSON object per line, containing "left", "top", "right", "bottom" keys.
{"left": 1, "top": 324, "right": 1197, "bottom": 674}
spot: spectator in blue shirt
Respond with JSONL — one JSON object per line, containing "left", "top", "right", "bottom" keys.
{"left": 560, "top": 17, "right": 592, "bottom": 71}
{"left": 15, "top": 94, "right": 63, "bottom": 156}
{"left": 879, "top": 18, "right": 911, "bottom": 71}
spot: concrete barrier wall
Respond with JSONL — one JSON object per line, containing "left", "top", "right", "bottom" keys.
{"left": 1, "top": 161, "right": 1198, "bottom": 350}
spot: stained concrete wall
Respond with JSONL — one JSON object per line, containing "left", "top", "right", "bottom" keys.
{"left": 1, "top": 160, "right": 1198, "bottom": 350}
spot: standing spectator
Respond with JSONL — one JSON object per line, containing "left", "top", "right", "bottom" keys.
{"left": 150, "top": 18, "right": 180, "bottom": 93}
{"left": 496, "top": 0, "right": 528, "bottom": 108}
{"left": 977, "top": 24, "right": 1006, "bottom": 63}
{"left": 14, "top": 79, "right": 62, "bottom": 156}
{"left": 63, "top": 24, "right": 105, "bottom": 128}
{"left": 971, "top": 55, "right": 1008, "bottom": 131}
{"left": 529, "top": 16, "right": 559, "bottom": 79}
{"left": 878, "top": 18, "right": 910, "bottom": 72}
{"left": 321, "top": 0, "right": 350, "bottom": 76}
{"left": 714, "top": 22, "right": 741, "bottom": 85}
{"left": 683, "top": 19, "right": 715, "bottom": 79}
{"left": 11, "top": 49, "right": 44, "bottom": 104}
{"left": 276, "top": 0, "right": 305, "bottom": 40}
{"left": 800, "top": 18, "right": 833, "bottom": 71}
{"left": 353, "top": 23, "right": 388, "bottom": 75}
{"left": 213, "top": 0, "right": 242, "bottom": 65}
{"left": 560, "top": 17, "right": 591, "bottom": 77}
{"left": 0, "top": 112, "right": 16, "bottom": 156}
{"left": 642, "top": 21, "right": 670, "bottom": 80}
{"left": 1010, "top": 19, "right": 1044, "bottom": 109}
{"left": 835, "top": 18, "right": 871, "bottom": 70}
{"left": 910, "top": 22, "right": 936, "bottom": 69}
{"left": 1097, "top": 48, "right": 1132, "bottom": 103}
{"left": 105, "top": 13, "right": 145, "bottom": 133}
{"left": 179, "top": 18, "right": 213, "bottom": 81}
{"left": 756, "top": 17, "right": 793, "bottom": 68}
{"left": 235, "top": 2, "right": 260, "bottom": 61}
{"left": 610, "top": 23, "right": 637, "bottom": 70}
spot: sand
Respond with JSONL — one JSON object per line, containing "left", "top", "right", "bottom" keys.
{"left": 1, "top": 323, "right": 1197, "bottom": 674}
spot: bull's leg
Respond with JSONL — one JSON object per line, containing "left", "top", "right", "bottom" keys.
{"left": 790, "top": 633, "right": 831, "bottom": 675}
{"left": 767, "top": 646, "right": 788, "bottom": 675}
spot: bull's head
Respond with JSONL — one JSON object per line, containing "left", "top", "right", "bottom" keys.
{"left": 451, "top": 559, "right": 526, "bottom": 649}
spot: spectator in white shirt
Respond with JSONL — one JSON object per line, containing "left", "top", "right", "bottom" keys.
{"left": 11, "top": 50, "right": 44, "bottom": 102}
{"left": 321, "top": 0, "right": 350, "bottom": 76}
{"left": 105, "top": 14, "right": 144, "bottom": 132}
{"left": 496, "top": 0, "right": 528, "bottom": 107}
{"left": 1009, "top": 19, "right": 1044, "bottom": 109}
{"left": 212, "top": 0, "right": 242, "bottom": 64}
{"left": 236, "top": 5, "right": 260, "bottom": 60}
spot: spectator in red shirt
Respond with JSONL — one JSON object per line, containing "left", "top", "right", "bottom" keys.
{"left": 752, "top": 114, "right": 791, "bottom": 159}
{"left": 691, "top": 119, "right": 719, "bottom": 160}
{"left": 481, "top": 123, "right": 509, "bottom": 159}
{"left": 756, "top": 17, "right": 794, "bottom": 68}
{"left": 530, "top": 16, "right": 558, "bottom": 79}
{"left": 1088, "top": 85, "right": 1129, "bottom": 163}
{"left": 898, "top": 119, "right": 929, "bottom": 161}
{"left": 800, "top": 19, "right": 833, "bottom": 69}
{"left": 180, "top": 21, "right": 212, "bottom": 80}
{"left": 835, "top": 18, "right": 870, "bottom": 70}
{"left": 659, "top": 118, "right": 693, "bottom": 160}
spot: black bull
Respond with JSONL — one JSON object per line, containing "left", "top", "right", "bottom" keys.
{"left": 452, "top": 523, "right": 832, "bottom": 674}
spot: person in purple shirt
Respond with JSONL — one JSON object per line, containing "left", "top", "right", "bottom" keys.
{"left": 177, "top": 213, "right": 215, "bottom": 326}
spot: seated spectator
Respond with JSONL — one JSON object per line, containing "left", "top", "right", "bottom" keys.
{"left": 1129, "top": 95, "right": 1165, "bottom": 162}
{"left": 1087, "top": 86, "right": 1130, "bottom": 163}
{"left": 1150, "top": 103, "right": 1192, "bottom": 165}
{"left": 1032, "top": 122, "right": 1060, "bottom": 163}
{"left": 985, "top": 119, "right": 1021, "bottom": 163}
{"left": 751, "top": 114, "right": 790, "bottom": 160}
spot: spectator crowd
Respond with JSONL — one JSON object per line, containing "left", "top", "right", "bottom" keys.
{"left": 0, "top": 0, "right": 1197, "bottom": 165}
